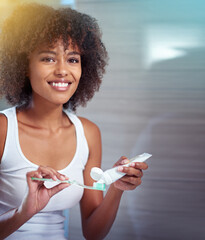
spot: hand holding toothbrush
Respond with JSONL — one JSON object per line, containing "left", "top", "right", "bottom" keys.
{"left": 20, "top": 166, "right": 70, "bottom": 218}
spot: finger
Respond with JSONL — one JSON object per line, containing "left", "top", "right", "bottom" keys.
{"left": 113, "top": 156, "right": 129, "bottom": 167}
{"left": 120, "top": 175, "right": 142, "bottom": 186}
{"left": 130, "top": 162, "right": 148, "bottom": 170}
{"left": 37, "top": 166, "right": 68, "bottom": 181}
{"left": 36, "top": 166, "right": 56, "bottom": 181}
{"left": 26, "top": 171, "right": 45, "bottom": 185}
{"left": 120, "top": 158, "right": 130, "bottom": 165}
{"left": 26, "top": 171, "right": 44, "bottom": 192}
{"left": 45, "top": 169, "right": 68, "bottom": 181}
{"left": 118, "top": 166, "right": 143, "bottom": 177}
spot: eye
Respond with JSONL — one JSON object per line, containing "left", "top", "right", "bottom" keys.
{"left": 68, "top": 58, "right": 80, "bottom": 64}
{"left": 41, "top": 57, "right": 55, "bottom": 62}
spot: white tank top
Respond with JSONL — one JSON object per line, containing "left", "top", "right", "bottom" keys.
{"left": 0, "top": 107, "right": 89, "bottom": 239}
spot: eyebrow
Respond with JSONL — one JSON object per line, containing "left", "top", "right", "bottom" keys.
{"left": 38, "top": 50, "right": 81, "bottom": 56}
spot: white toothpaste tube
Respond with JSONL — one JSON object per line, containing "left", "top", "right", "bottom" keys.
{"left": 91, "top": 153, "right": 151, "bottom": 186}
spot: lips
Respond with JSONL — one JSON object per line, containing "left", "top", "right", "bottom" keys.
{"left": 48, "top": 80, "right": 72, "bottom": 91}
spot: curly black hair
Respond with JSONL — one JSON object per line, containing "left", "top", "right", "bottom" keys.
{"left": 0, "top": 3, "right": 108, "bottom": 111}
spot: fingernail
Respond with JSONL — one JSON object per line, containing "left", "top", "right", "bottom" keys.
{"left": 122, "top": 159, "right": 129, "bottom": 164}
{"left": 130, "top": 162, "right": 135, "bottom": 167}
{"left": 60, "top": 175, "right": 65, "bottom": 180}
{"left": 118, "top": 166, "right": 124, "bottom": 172}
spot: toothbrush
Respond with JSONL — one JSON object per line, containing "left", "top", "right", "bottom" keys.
{"left": 31, "top": 177, "right": 106, "bottom": 191}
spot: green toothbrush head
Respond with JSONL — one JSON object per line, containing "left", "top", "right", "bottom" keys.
{"left": 93, "top": 182, "right": 106, "bottom": 191}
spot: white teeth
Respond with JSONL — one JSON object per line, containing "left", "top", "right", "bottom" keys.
{"left": 52, "top": 82, "right": 69, "bottom": 87}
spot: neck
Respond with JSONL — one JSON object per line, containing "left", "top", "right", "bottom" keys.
{"left": 21, "top": 97, "right": 68, "bottom": 131}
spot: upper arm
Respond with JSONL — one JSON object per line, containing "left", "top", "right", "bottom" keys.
{"left": 0, "top": 114, "right": 8, "bottom": 163}
{"left": 79, "top": 117, "right": 103, "bottom": 222}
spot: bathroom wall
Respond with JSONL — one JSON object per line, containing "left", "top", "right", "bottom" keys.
{"left": 0, "top": 0, "right": 205, "bottom": 239}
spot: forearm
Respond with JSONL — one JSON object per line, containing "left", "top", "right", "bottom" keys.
{"left": 0, "top": 207, "right": 31, "bottom": 239}
{"left": 82, "top": 184, "right": 123, "bottom": 240}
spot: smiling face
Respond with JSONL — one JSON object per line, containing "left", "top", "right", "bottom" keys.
{"left": 28, "top": 39, "right": 82, "bottom": 107}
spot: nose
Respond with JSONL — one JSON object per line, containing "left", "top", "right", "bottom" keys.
{"left": 54, "top": 60, "right": 68, "bottom": 77}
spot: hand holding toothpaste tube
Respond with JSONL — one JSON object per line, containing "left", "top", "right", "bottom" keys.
{"left": 91, "top": 153, "right": 150, "bottom": 191}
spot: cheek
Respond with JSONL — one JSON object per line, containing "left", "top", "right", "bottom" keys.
{"left": 29, "top": 64, "right": 49, "bottom": 85}
{"left": 76, "top": 68, "right": 82, "bottom": 82}
{"left": 29, "top": 63, "right": 38, "bottom": 82}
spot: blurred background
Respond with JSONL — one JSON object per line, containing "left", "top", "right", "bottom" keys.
{"left": 1, "top": 0, "right": 205, "bottom": 239}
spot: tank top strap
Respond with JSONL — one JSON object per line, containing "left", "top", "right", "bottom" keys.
{"left": 0, "top": 107, "right": 18, "bottom": 162}
{"left": 65, "top": 111, "right": 84, "bottom": 136}
{"left": 0, "top": 106, "right": 16, "bottom": 122}
{"left": 63, "top": 109, "right": 89, "bottom": 167}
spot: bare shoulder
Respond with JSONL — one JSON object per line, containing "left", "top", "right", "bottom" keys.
{"left": 78, "top": 116, "right": 102, "bottom": 152}
{"left": 0, "top": 113, "right": 8, "bottom": 162}
{"left": 78, "top": 117, "right": 101, "bottom": 140}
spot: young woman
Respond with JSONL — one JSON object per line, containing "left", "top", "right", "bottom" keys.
{"left": 0, "top": 3, "right": 148, "bottom": 239}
